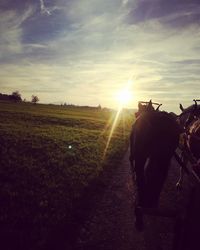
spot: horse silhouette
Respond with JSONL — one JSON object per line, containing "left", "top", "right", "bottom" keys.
{"left": 176, "top": 100, "right": 200, "bottom": 185}
{"left": 129, "top": 101, "right": 180, "bottom": 230}
{"left": 178, "top": 100, "right": 200, "bottom": 159}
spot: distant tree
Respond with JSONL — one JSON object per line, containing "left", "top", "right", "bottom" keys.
{"left": 97, "top": 104, "right": 102, "bottom": 110}
{"left": 0, "top": 93, "right": 10, "bottom": 101}
{"left": 31, "top": 95, "right": 39, "bottom": 104}
{"left": 10, "top": 91, "right": 22, "bottom": 102}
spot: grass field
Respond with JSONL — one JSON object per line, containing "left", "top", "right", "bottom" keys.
{"left": 0, "top": 101, "right": 134, "bottom": 249}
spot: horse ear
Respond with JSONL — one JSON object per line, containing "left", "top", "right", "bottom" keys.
{"left": 147, "top": 99, "right": 152, "bottom": 107}
{"left": 156, "top": 104, "right": 162, "bottom": 111}
{"left": 193, "top": 99, "right": 197, "bottom": 110}
{"left": 179, "top": 104, "right": 184, "bottom": 112}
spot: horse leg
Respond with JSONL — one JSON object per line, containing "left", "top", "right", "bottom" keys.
{"left": 176, "top": 167, "right": 183, "bottom": 191}
{"left": 176, "top": 152, "right": 187, "bottom": 191}
{"left": 129, "top": 125, "right": 146, "bottom": 230}
{"left": 134, "top": 156, "right": 147, "bottom": 231}
{"left": 129, "top": 126, "right": 136, "bottom": 173}
{"left": 134, "top": 206, "right": 144, "bottom": 232}
{"left": 145, "top": 155, "right": 171, "bottom": 208}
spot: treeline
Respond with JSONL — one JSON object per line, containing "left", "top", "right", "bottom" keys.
{"left": 60, "top": 103, "right": 112, "bottom": 112}
{"left": 61, "top": 103, "right": 102, "bottom": 109}
{"left": 0, "top": 91, "right": 22, "bottom": 102}
{"left": 0, "top": 91, "right": 39, "bottom": 104}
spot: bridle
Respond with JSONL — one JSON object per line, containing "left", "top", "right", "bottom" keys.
{"left": 135, "top": 100, "right": 162, "bottom": 118}
{"left": 178, "top": 99, "right": 200, "bottom": 130}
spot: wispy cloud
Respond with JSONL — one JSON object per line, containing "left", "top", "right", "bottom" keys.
{"left": 39, "top": 0, "right": 51, "bottom": 15}
{"left": 0, "top": 0, "right": 200, "bottom": 112}
{"left": 126, "top": 0, "right": 200, "bottom": 28}
{"left": 39, "top": 0, "right": 63, "bottom": 16}
{"left": 0, "top": 5, "right": 35, "bottom": 59}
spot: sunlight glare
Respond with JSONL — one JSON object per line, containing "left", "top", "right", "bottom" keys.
{"left": 103, "top": 108, "right": 122, "bottom": 159}
{"left": 116, "top": 79, "right": 134, "bottom": 107}
{"left": 117, "top": 89, "right": 132, "bottom": 105}
{"left": 103, "top": 78, "right": 135, "bottom": 159}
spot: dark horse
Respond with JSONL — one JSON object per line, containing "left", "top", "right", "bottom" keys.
{"left": 178, "top": 100, "right": 200, "bottom": 160}
{"left": 129, "top": 101, "right": 180, "bottom": 230}
{"left": 176, "top": 100, "right": 200, "bottom": 186}
{"left": 175, "top": 100, "right": 200, "bottom": 250}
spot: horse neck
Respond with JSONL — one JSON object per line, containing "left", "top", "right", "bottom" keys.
{"left": 136, "top": 109, "right": 157, "bottom": 119}
{"left": 178, "top": 109, "right": 200, "bottom": 132}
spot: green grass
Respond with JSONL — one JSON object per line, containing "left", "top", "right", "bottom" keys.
{"left": 0, "top": 101, "right": 134, "bottom": 249}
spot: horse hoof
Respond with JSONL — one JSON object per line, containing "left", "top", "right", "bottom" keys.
{"left": 176, "top": 182, "right": 182, "bottom": 191}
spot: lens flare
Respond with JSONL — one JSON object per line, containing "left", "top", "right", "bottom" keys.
{"left": 103, "top": 77, "right": 135, "bottom": 159}
{"left": 117, "top": 89, "right": 132, "bottom": 105}
{"left": 103, "top": 107, "right": 122, "bottom": 159}
{"left": 116, "top": 79, "right": 134, "bottom": 107}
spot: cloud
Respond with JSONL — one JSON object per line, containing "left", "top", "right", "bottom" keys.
{"left": 0, "top": 6, "right": 35, "bottom": 60}
{"left": 122, "top": 0, "right": 129, "bottom": 6}
{"left": 39, "top": 0, "right": 61, "bottom": 16}
{"left": 126, "top": 0, "right": 200, "bottom": 28}
{"left": 0, "top": 0, "right": 200, "bottom": 112}
{"left": 40, "top": 0, "right": 51, "bottom": 15}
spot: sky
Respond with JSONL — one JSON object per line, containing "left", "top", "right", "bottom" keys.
{"left": 0, "top": 0, "right": 200, "bottom": 113}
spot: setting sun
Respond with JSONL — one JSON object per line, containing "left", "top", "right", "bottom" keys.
{"left": 116, "top": 78, "right": 134, "bottom": 107}
{"left": 117, "top": 88, "right": 132, "bottom": 105}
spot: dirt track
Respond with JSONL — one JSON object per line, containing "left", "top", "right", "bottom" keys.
{"left": 75, "top": 149, "right": 191, "bottom": 250}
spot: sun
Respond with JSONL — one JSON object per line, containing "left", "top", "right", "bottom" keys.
{"left": 104, "top": 81, "right": 134, "bottom": 158}
{"left": 117, "top": 88, "right": 132, "bottom": 106}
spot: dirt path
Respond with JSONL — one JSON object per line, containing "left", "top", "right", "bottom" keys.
{"left": 75, "top": 150, "right": 191, "bottom": 250}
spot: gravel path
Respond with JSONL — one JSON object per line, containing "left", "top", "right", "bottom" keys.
{"left": 75, "top": 149, "right": 191, "bottom": 250}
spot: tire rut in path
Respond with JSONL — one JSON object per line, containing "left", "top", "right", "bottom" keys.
{"left": 75, "top": 150, "right": 190, "bottom": 250}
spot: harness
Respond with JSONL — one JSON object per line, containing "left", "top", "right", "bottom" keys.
{"left": 179, "top": 104, "right": 200, "bottom": 177}
{"left": 135, "top": 100, "right": 162, "bottom": 118}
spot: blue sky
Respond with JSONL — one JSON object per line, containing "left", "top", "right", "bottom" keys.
{"left": 0, "top": 0, "right": 200, "bottom": 112}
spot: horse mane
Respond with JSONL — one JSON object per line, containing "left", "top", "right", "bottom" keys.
{"left": 179, "top": 104, "right": 200, "bottom": 117}
{"left": 135, "top": 100, "right": 162, "bottom": 118}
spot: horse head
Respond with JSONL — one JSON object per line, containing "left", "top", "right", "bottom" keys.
{"left": 135, "top": 100, "right": 162, "bottom": 118}
{"left": 178, "top": 100, "right": 200, "bottom": 161}
{"left": 178, "top": 99, "right": 200, "bottom": 131}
